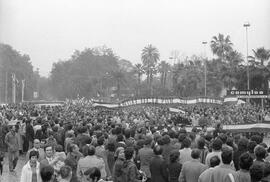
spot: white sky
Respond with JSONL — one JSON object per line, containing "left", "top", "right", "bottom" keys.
{"left": 0, "top": 0, "right": 270, "bottom": 77}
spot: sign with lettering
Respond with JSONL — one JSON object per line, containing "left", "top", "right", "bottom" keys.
{"left": 227, "top": 90, "right": 268, "bottom": 98}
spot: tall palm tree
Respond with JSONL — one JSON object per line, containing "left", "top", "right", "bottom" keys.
{"left": 210, "top": 33, "right": 233, "bottom": 62}
{"left": 141, "top": 44, "right": 160, "bottom": 95}
{"left": 158, "top": 61, "right": 170, "bottom": 88}
{"left": 252, "top": 47, "right": 270, "bottom": 66}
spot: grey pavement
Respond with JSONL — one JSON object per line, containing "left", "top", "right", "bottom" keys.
{"left": 0, "top": 153, "right": 26, "bottom": 182}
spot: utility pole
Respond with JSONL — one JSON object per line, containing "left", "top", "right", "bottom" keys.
{"left": 22, "top": 79, "right": 25, "bottom": 102}
{"left": 202, "top": 41, "right": 207, "bottom": 97}
{"left": 244, "top": 22, "right": 250, "bottom": 90}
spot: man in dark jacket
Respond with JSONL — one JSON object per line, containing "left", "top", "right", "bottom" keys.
{"left": 122, "top": 147, "right": 144, "bottom": 182}
{"left": 25, "top": 119, "right": 35, "bottom": 150}
{"left": 150, "top": 145, "right": 168, "bottom": 182}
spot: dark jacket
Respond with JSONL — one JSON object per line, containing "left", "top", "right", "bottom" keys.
{"left": 168, "top": 162, "right": 182, "bottom": 182}
{"left": 233, "top": 150, "right": 246, "bottom": 171}
{"left": 150, "top": 155, "right": 169, "bottom": 182}
{"left": 121, "top": 160, "right": 141, "bottom": 182}
{"left": 25, "top": 124, "right": 34, "bottom": 142}
{"left": 112, "top": 158, "right": 125, "bottom": 182}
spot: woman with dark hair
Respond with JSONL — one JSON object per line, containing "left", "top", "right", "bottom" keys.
{"left": 168, "top": 150, "right": 182, "bottom": 182}
{"left": 84, "top": 167, "right": 105, "bottom": 182}
{"left": 20, "top": 150, "right": 42, "bottom": 182}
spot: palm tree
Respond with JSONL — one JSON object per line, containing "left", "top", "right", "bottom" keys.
{"left": 220, "top": 50, "right": 244, "bottom": 89}
{"left": 210, "top": 33, "right": 233, "bottom": 62}
{"left": 141, "top": 44, "right": 160, "bottom": 95}
{"left": 110, "top": 70, "right": 126, "bottom": 98}
{"left": 252, "top": 47, "right": 270, "bottom": 66}
{"left": 158, "top": 61, "right": 170, "bottom": 88}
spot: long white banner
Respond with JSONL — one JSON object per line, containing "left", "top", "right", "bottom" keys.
{"left": 93, "top": 97, "right": 224, "bottom": 108}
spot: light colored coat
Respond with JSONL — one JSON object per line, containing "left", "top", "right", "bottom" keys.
{"left": 20, "top": 161, "right": 42, "bottom": 182}
{"left": 179, "top": 159, "right": 208, "bottom": 182}
{"left": 77, "top": 155, "right": 106, "bottom": 182}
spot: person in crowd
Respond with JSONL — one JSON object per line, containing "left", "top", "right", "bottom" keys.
{"left": 36, "top": 124, "right": 48, "bottom": 142}
{"left": 112, "top": 147, "right": 125, "bottom": 182}
{"left": 25, "top": 119, "right": 35, "bottom": 150}
{"left": 138, "top": 135, "right": 155, "bottom": 182}
{"left": 249, "top": 163, "right": 264, "bottom": 182}
{"left": 261, "top": 162, "right": 270, "bottom": 182}
{"left": 84, "top": 167, "right": 106, "bottom": 182}
{"left": 40, "top": 165, "right": 55, "bottom": 182}
{"left": 205, "top": 138, "right": 223, "bottom": 167}
{"left": 124, "top": 129, "right": 135, "bottom": 147}
{"left": 65, "top": 133, "right": 75, "bottom": 154}
{"left": 253, "top": 145, "right": 267, "bottom": 166}
{"left": 198, "top": 155, "right": 221, "bottom": 182}
{"left": 233, "top": 138, "right": 249, "bottom": 171}
{"left": 105, "top": 142, "right": 116, "bottom": 175}
{"left": 5, "top": 125, "right": 19, "bottom": 173}
{"left": 40, "top": 145, "right": 59, "bottom": 169}
{"left": 65, "top": 143, "right": 83, "bottom": 182}
{"left": 122, "top": 147, "right": 145, "bottom": 182}
{"left": 236, "top": 152, "right": 253, "bottom": 182}
{"left": 210, "top": 147, "right": 237, "bottom": 182}
{"left": 247, "top": 141, "right": 257, "bottom": 160}
{"left": 149, "top": 145, "right": 168, "bottom": 182}
{"left": 77, "top": 145, "right": 106, "bottom": 182}
{"left": 179, "top": 149, "right": 207, "bottom": 182}
{"left": 59, "top": 165, "right": 73, "bottom": 182}
{"left": 26, "top": 139, "right": 45, "bottom": 162}
{"left": 54, "top": 145, "right": 66, "bottom": 172}
{"left": 197, "top": 137, "right": 208, "bottom": 164}
{"left": 168, "top": 150, "right": 182, "bottom": 182}
{"left": 179, "top": 138, "right": 192, "bottom": 164}
{"left": 20, "top": 150, "right": 42, "bottom": 182}
{"left": 15, "top": 123, "right": 24, "bottom": 154}
{"left": 75, "top": 126, "right": 91, "bottom": 150}
{"left": 161, "top": 135, "right": 176, "bottom": 165}
{"left": 115, "top": 134, "right": 126, "bottom": 149}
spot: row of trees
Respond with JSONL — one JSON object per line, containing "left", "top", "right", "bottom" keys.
{"left": 1, "top": 32, "right": 270, "bottom": 102}
{"left": 0, "top": 44, "right": 39, "bottom": 103}
{"left": 133, "top": 33, "right": 270, "bottom": 97}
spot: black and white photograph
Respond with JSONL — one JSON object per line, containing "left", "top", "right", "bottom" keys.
{"left": 0, "top": 0, "right": 270, "bottom": 182}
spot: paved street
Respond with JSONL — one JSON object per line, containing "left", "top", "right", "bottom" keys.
{"left": 0, "top": 154, "right": 26, "bottom": 182}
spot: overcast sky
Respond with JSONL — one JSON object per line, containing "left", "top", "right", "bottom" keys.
{"left": 0, "top": 0, "right": 269, "bottom": 77}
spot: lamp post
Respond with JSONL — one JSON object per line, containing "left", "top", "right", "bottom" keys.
{"left": 202, "top": 41, "right": 207, "bottom": 97}
{"left": 244, "top": 22, "right": 250, "bottom": 90}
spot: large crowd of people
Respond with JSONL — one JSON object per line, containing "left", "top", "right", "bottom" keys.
{"left": 0, "top": 100, "right": 270, "bottom": 182}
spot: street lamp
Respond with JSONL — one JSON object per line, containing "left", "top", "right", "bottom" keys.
{"left": 202, "top": 41, "right": 207, "bottom": 97}
{"left": 244, "top": 22, "right": 250, "bottom": 90}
